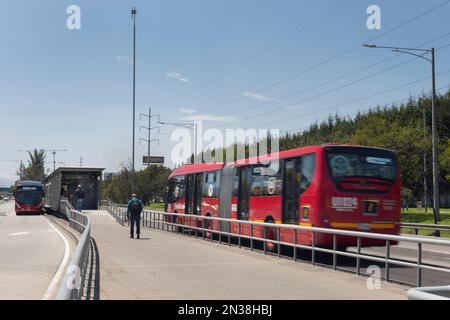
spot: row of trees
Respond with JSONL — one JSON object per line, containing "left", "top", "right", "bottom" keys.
{"left": 101, "top": 165, "right": 171, "bottom": 204}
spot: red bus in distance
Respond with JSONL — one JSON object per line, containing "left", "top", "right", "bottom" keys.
{"left": 15, "top": 181, "right": 44, "bottom": 215}
{"left": 166, "top": 144, "right": 400, "bottom": 248}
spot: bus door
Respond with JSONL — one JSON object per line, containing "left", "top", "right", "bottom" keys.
{"left": 194, "top": 173, "right": 203, "bottom": 215}
{"left": 237, "top": 166, "right": 252, "bottom": 235}
{"left": 283, "top": 158, "right": 301, "bottom": 225}
{"left": 185, "top": 174, "right": 195, "bottom": 215}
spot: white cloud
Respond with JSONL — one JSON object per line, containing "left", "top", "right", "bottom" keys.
{"left": 166, "top": 72, "right": 189, "bottom": 82}
{"left": 178, "top": 114, "right": 238, "bottom": 122}
{"left": 243, "top": 92, "right": 275, "bottom": 101}
{"left": 116, "top": 56, "right": 131, "bottom": 63}
{"left": 178, "top": 108, "right": 196, "bottom": 114}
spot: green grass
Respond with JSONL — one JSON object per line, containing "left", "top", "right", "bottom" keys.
{"left": 145, "top": 202, "right": 166, "bottom": 210}
{"left": 402, "top": 207, "right": 450, "bottom": 215}
{"left": 401, "top": 209, "right": 450, "bottom": 238}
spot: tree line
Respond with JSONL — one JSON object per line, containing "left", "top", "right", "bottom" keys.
{"left": 101, "top": 165, "right": 171, "bottom": 205}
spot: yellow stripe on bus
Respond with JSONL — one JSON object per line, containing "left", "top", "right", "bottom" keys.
{"left": 330, "top": 222, "right": 396, "bottom": 229}
{"left": 299, "top": 222, "right": 312, "bottom": 227}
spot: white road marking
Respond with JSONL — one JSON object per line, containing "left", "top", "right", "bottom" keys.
{"left": 8, "top": 231, "right": 30, "bottom": 236}
{"left": 41, "top": 222, "right": 71, "bottom": 300}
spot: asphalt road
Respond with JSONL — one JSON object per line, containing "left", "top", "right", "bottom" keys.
{"left": 0, "top": 201, "right": 73, "bottom": 299}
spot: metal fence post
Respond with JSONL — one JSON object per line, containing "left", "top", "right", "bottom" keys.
{"left": 250, "top": 224, "right": 254, "bottom": 251}
{"left": 294, "top": 230, "right": 298, "bottom": 262}
{"left": 210, "top": 218, "right": 213, "bottom": 242}
{"left": 195, "top": 217, "right": 198, "bottom": 238}
{"left": 311, "top": 231, "right": 316, "bottom": 266}
{"left": 277, "top": 227, "right": 281, "bottom": 258}
{"left": 417, "top": 242, "right": 422, "bottom": 287}
{"left": 385, "top": 240, "right": 390, "bottom": 282}
{"left": 263, "top": 226, "right": 267, "bottom": 255}
{"left": 333, "top": 234, "right": 337, "bottom": 271}
{"left": 356, "top": 237, "right": 361, "bottom": 276}
{"left": 228, "top": 222, "right": 231, "bottom": 246}
{"left": 238, "top": 223, "right": 241, "bottom": 248}
{"left": 202, "top": 219, "right": 205, "bottom": 240}
{"left": 219, "top": 220, "right": 222, "bottom": 244}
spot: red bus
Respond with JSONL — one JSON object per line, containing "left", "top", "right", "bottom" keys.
{"left": 15, "top": 181, "right": 44, "bottom": 215}
{"left": 166, "top": 144, "right": 400, "bottom": 248}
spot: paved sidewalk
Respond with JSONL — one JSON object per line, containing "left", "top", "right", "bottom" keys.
{"left": 88, "top": 210, "right": 407, "bottom": 300}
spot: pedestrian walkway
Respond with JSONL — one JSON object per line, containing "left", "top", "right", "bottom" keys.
{"left": 88, "top": 210, "right": 408, "bottom": 300}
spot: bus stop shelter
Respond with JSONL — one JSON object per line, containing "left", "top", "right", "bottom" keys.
{"left": 44, "top": 167, "right": 104, "bottom": 212}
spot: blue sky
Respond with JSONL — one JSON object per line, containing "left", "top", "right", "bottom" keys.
{"left": 1, "top": 0, "right": 450, "bottom": 183}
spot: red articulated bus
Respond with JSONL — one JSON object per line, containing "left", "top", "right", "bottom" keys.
{"left": 15, "top": 181, "right": 44, "bottom": 215}
{"left": 166, "top": 144, "right": 401, "bottom": 248}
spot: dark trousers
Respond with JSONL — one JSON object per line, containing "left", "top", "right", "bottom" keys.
{"left": 130, "top": 218, "right": 140, "bottom": 236}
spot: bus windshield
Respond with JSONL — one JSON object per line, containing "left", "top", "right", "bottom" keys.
{"left": 325, "top": 147, "right": 397, "bottom": 182}
{"left": 16, "top": 188, "right": 42, "bottom": 205}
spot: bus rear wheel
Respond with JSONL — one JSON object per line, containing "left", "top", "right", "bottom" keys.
{"left": 264, "top": 219, "right": 278, "bottom": 253}
{"left": 203, "top": 215, "right": 212, "bottom": 238}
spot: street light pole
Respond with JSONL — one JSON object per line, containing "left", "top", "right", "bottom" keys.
{"left": 131, "top": 7, "right": 137, "bottom": 194}
{"left": 423, "top": 105, "right": 428, "bottom": 212}
{"left": 363, "top": 44, "right": 440, "bottom": 223}
{"left": 430, "top": 48, "right": 440, "bottom": 223}
{"left": 158, "top": 121, "right": 198, "bottom": 161}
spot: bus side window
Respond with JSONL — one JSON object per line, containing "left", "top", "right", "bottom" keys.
{"left": 171, "top": 175, "right": 185, "bottom": 202}
{"left": 167, "top": 178, "right": 175, "bottom": 204}
{"left": 251, "top": 161, "right": 282, "bottom": 196}
{"left": 232, "top": 169, "right": 239, "bottom": 197}
{"left": 300, "top": 153, "right": 316, "bottom": 194}
{"left": 203, "top": 171, "right": 220, "bottom": 198}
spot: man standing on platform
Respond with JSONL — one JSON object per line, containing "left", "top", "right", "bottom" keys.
{"left": 75, "top": 185, "right": 85, "bottom": 212}
{"left": 127, "top": 193, "right": 143, "bottom": 239}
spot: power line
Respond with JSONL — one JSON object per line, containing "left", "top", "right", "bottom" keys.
{"left": 210, "top": 32, "right": 450, "bottom": 121}
{"left": 254, "top": 68, "right": 450, "bottom": 129}
{"left": 177, "top": 0, "right": 450, "bottom": 118}
{"left": 168, "top": 0, "right": 355, "bottom": 101}
{"left": 212, "top": 40, "right": 450, "bottom": 129}
{"left": 284, "top": 84, "right": 450, "bottom": 135}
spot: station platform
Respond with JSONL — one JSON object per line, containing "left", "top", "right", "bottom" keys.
{"left": 87, "top": 210, "right": 407, "bottom": 300}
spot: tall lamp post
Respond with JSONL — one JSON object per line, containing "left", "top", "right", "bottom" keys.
{"left": 158, "top": 121, "right": 199, "bottom": 159}
{"left": 363, "top": 44, "right": 439, "bottom": 223}
{"left": 131, "top": 7, "right": 137, "bottom": 193}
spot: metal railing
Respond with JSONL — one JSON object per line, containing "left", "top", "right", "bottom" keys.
{"left": 55, "top": 200, "right": 91, "bottom": 300}
{"left": 100, "top": 201, "right": 450, "bottom": 289}
{"left": 99, "top": 199, "right": 127, "bottom": 225}
{"left": 400, "top": 222, "right": 450, "bottom": 236}
{"left": 407, "top": 285, "right": 450, "bottom": 300}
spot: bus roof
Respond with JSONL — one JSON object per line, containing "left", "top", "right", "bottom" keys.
{"left": 169, "top": 163, "right": 224, "bottom": 178}
{"left": 169, "top": 144, "right": 395, "bottom": 174}
{"left": 17, "top": 181, "right": 43, "bottom": 187}
{"left": 234, "top": 145, "right": 324, "bottom": 166}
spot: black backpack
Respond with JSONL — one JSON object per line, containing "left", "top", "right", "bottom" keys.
{"left": 130, "top": 200, "right": 142, "bottom": 215}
